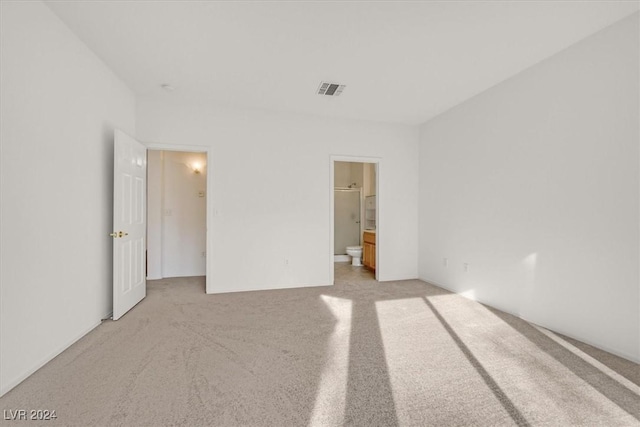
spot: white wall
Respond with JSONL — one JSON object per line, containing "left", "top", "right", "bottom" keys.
{"left": 136, "top": 99, "right": 419, "bottom": 292}
{"left": 334, "top": 161, "right": 364, "bottom": 189}
{"left": 334, "top": 161, "right": 352, "bottom": 188}
{"left": 350, "top": 162, "right": 364, "bottom": 189}
{"left": 419, "top": 14, "right": 639, "bottom": 361}
{"left": 363, "top": 163, "right": 376, "bottom": 197}
{"left": 146, "top": 150, "right": 163, "bottom": 280}
{"left": 0, "top": 1, "right": 136, "bottom": 395}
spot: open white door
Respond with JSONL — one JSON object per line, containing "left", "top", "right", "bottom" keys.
{"left": 111, "top": 130, "right": 147, "bottom": 320}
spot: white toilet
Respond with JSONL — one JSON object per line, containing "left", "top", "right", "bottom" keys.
{"left": 346, "top": 246, "right": 363, "bottom": 266}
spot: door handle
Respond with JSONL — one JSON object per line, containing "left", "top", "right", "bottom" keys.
{"left": 109, "top": 231, "right": 129, "bottom": 238}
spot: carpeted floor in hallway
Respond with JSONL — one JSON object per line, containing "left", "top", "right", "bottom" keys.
{"left": 0, "top": 263, "right": 638, "bottom": 426}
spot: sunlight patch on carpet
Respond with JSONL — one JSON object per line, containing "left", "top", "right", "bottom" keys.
{"left": 533, "top": 325, "right": 640, "bottom": 396}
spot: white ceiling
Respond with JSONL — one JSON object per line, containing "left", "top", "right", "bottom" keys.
{"left": 45, "top": 1, "right": 638, "bottom": 125}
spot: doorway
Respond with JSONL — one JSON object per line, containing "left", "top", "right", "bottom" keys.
{"left": 146, "top": 148, "right": 210, "bottom": 292}
{"left": 331, "top": 157, "right": 379, "bottom": 284}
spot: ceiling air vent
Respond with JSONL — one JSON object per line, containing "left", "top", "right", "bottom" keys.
{"left": 317, "top": 82, "right": 346, "bottom": 96}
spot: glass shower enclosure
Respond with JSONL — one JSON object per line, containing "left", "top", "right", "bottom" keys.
{"left": 334, "top": 188, "right": 361, "bottom": 255}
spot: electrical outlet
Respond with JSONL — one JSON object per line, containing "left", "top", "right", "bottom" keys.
{"left": 284, "top": 258, "right": 290, "bottom": 266}
{"left": 464, "top": 263, "right": 469, "bottom": 272}
{"left": 443, "top": 258, "right": 448, "bottom": 267}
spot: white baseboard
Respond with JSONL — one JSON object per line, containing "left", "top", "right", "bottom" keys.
{"left": 0, "top": 319, "right": 103, "bottom": 397}
{"left": 334, "top": 255, "right": 350, "bottom": 262}
{"left": 207, "top": 280, "right": 331, "bottom": 295}
{"left": 156, "top": 273, "right": 206, "bottom": 279}
{"left": 377, "top": 275, "right": 419, "bottom": 282}
{"left": 419, "top": 276, "right": 640, "bottom": 364}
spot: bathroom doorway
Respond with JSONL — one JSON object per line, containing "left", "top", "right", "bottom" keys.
{"left": 331, "top": 157, "right": 379, "bottom": 284}
{"left": 146, "top": 148, "right": 210, "bottom": 293}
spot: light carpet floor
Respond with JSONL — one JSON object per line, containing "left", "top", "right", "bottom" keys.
{"left": 0, "top": 264, "right": 638, "bottom": 426}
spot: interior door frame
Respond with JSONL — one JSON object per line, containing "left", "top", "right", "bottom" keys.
{"left": 330, "top": 155, "right": 380, "bottom": 283}
{"left": 144, "top": 142, "right": 212, "bottom": 293}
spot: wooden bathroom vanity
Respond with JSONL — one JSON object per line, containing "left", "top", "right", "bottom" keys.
{"left": 363, "top": 230, "right": 376, "bottom": 271}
